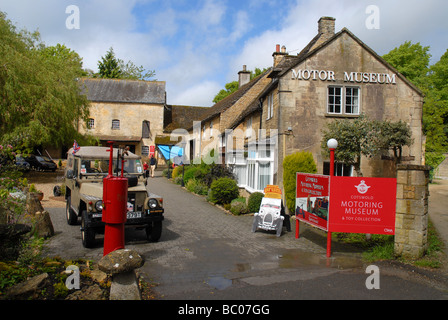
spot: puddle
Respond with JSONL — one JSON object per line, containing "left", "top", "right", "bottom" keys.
{"left": 278, "top": 249, "right": 364, "bottom": 270}
{"left": 206, "top": 276, "right": 233, "bottom": 290}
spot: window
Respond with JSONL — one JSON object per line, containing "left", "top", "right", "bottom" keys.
{"left": 345, "top": 87, "right": 359, "bottom": 114}
{"left": 328, "top": 87, "right": 342, "bottom": 113}
{"left": 323, "top": 162, "right": 353, "bottom": 176}
{"left": 142, "top": 121, "right": 150, "bottom": 138}
{"left": 246, "top": 117, "right": 252, "bottom": 138}
{"left": 266, "top": 93, "right": 274, "bottom": 120}
{"left": 327, "top": 86, "right": 360, "bottom": 115}
{"left": 112, "top": 119, "right": 120, "bottom": 130}
{"left": 87, "top": 118, "right": 95, "bottom": 129}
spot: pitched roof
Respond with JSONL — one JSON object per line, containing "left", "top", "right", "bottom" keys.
{"left": 163, "top": 105, "right": 208, "bottom": 133}
{"left": 80, "top": 78, "right": 166, "bottom": 104}
{"left": 269, "top": 28, "right": 423, "bottom": 96}
{"left": 186, "top": 69, "right": 272, "bottom": 131}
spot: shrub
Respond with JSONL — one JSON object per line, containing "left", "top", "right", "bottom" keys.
{"left": 203, "top": 164, "right": 235, "bottom": 187}
{"left": 172, "top": 166, "right": 183, "bottom": 179}
{"left": 283, "top": 151, "right": 317, "bottom": 213}
{"left": 208, "top": 177, "right": 239, "bottom": 205}
{"left": 230, "top": 201, "right": 248, "bottom": 215}
{"left": 186, "top": 179, "right": 208, "bottom": 195}
{"left": 248, "top": 192, "right": 264, "bottom": 213}
{"left": 183, "top": 166, "right": 199, "bottom": 184}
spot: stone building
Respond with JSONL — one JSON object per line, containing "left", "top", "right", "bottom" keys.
{"left": 79, "top": 78, "right": 166, "bottom": 160}
{"left": 183, "top": 17, "right": 424, "bottom": 197}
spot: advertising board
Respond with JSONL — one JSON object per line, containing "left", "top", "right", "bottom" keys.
{"left": 295, "top": 173, "right": 330, "bottom": 231}
{"left": 328, "top": 176, "right": 397, "bottom": 235}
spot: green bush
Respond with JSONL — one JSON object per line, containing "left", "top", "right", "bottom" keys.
{"left": 186, "top": 178, "right": 209, "bottom": 195}
{"left": 208, "top": 177, "right": 239, "bottom": 205}
{"left": 248, "top": 192, "right": 264, "bottom": 213}
{"left": 172, "top": 165, "right": 183, "bottom": 179}
{"left": 283, "top": 151, "right": 317, "bottom": 213}
{"left": 230, "top": 201, "right": 248, "bottom": 215}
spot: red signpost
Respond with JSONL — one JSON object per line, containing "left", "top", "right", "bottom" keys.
{"left": 295, "top": 173, "right": 397, "bottom": 257}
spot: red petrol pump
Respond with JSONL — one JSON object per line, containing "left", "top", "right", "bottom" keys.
{"left": 102, "top": 141, "right": 128, "bottom": 256}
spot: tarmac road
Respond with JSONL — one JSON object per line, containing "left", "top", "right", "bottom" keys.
{"left": 41, "top": 171, "right": 448, "bottom": 300}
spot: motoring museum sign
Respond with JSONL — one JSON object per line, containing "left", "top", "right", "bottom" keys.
{"left": 295, "top": 173, "right": 397, "bottom": 235}
{"left": 291, "top": 69, "right": 397, "bottom": 84}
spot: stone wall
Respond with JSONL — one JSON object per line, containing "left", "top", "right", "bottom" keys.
{"left": 395, "top": 164, "right": 431, "bottom": 258}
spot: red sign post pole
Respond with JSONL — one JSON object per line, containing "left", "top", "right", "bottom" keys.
{"left": 326, "top": 139, "right": 337, "bottom": 258}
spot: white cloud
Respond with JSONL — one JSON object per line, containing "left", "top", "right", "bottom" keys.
{"left": 168, "top": 80, "right": 221, "bottom": 107}
{"left": 1, "top": 0, "right": 447, "bottom": 108}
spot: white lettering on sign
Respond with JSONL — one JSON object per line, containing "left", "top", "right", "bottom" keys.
{"left": 291, "top": 69, "right": 396, "bottom": 84}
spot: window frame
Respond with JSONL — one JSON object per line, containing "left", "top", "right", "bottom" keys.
{"left": 111, "top": 119, "right": 120, "bottom": 130}
{"left": 87, "top": 118, "right": 95, "bottom": 129}
{"left": 327, "top": 86, "right": 360, "bottom": 116}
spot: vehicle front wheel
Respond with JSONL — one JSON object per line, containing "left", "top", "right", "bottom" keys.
{"left": 81, "top": 210, "right": 95, "bottom": 248}
{"left": 66, "top": 196, "right": 78, "bottom": 225}
{"left": 146, "top": 221, "right": 162, "bottom": 242}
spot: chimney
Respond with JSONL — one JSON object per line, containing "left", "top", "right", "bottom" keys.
{"left": 273, "top": 44, "right": 287, "bottom": 67}
{"left": 238, "top": 65, "right": 251, "bottom": 88}
{"left": 318, "top": 16, "right": 335, "bottom": 41}
{"left": 308, "top": 17, "right": 336, "bottom": 52}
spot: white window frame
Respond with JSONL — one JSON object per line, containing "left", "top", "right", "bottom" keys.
{"left": 327, "top": 86, "right": 360, "bottom": 115}
{"left": 246, "top": 116, "right": 252, "bottom": 138}
{"left": 243, "top": 146, "right": 274, "bottom": 193}
{"left": 266, "top": 93, "right": 274, "bottom": 120}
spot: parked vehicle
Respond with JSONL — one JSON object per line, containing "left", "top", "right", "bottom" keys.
{"left": 64, "top": 146, "right": 164, "bottom": 248}
{"left": 15, "top": 156, "right": 30, "bottom": 171}
{"left": 25, "top": 155, "right": 57, "bottom": 171}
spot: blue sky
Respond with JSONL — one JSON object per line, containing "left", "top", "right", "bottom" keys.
{"left": 1, "top": 0, "right": 447, "bottom": 107}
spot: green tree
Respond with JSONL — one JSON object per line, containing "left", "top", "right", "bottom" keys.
{"left": 0, "top": 12, "right": 91, "bottom": 152}
{"left": 382, "top": 41, "right": 431, "bottom": 88}
{"left": 213, "top": 81, "right": 239, "bottom": 104}
{"left": 383, "top": 42, "right": 448, "bottom": 153}
{"left": 212, "top": 67, "right": 269, "bottom": 104}
{"left": 424, "top": 49, "right": 448, "bottom": 152}
{"left": 377, "top": 120, "right": 413, "bottom": 164}
{"left": 97, "top": 47, "right": 156, "bottom": 81}
{"left": 321, "top": 116, "right": 379, "bottom": 177}
{"left": 97, "top": 47, "right": 122, "bottom": 79}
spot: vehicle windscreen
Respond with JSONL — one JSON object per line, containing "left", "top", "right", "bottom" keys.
{"left": 80, "top": 158, "right": 144, "bottom": 175}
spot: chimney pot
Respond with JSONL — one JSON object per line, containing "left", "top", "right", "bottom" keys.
{"left": 276, "top": 44, "right": 280, "bottom": 52}
{"left": 238, "top": 65, "right": 251, "bottom": 88}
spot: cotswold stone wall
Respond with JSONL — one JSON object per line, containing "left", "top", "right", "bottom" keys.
{"left": 395, "top": 164, "right": 431, "bottom": 258}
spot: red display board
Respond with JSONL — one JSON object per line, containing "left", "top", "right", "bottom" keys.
{"left": 328, "top": 176, "right": 397, "bottom": 235}
{"left": 295, "top": 173, "right": 330, "bottom": 231}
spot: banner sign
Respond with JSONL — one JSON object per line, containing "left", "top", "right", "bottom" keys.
{"left": 295, "top": 173, "right": 330, "bottom": 231}
{"left": 328, "top": 176, "right": 397, "bottom": 235}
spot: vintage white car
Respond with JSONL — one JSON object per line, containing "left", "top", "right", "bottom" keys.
{"left": 252, "top": 197, "right": 285, "bottom": 237}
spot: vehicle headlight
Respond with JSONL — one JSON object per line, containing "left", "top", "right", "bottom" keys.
{"left": 95, "top": 200, "right": 103, "bottom": 211}
{"left": 148, "top": 198, "right": 158, "bottom": 209}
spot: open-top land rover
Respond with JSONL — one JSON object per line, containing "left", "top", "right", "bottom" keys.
{"left": 64, "top": 146, "right": 164, "bottom": 248}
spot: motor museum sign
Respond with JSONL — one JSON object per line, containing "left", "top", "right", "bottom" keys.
{"left": 328, "top": 176, "right": 397, "bottom": 235}
{"left": 291, "top": 69, "right": 397, "bottom": 84}
{"left": 295, "top": 173, "right": 397, "bottom": 235}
